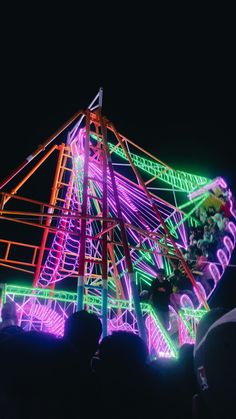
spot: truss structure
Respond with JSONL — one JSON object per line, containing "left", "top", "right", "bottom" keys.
{"left": 0, "top": 89, "right": 235, "bottom": 355}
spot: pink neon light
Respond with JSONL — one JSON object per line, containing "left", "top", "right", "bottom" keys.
{"left": 179, "top": 319, "right": 195, "bottom": 345}
{"left": 180, "top": 294, "right": 194, "bottom": 309}
{"left": 228, "top": 222, "right": 236, "bottom": 245}
{"left": 209, "top": 263, "right": 221, "bottom": 284}
{"left": 194, "top": 281, "right": 207, "bottom": 305}
{"left": 224, "top": 235, "right": 234, "bottom": 254}
{"left": 145, "top": 315, "right": 175, "bottom": 358}
{"left": 31, "top": 303, "right": 65, "bottom": 336}
{"left": 227, "top": 190, "right": 236, "bottom": 220}
{"left": 217, "top": 249, "right": 228, "bottom": 272}
{"left": 108, "top": 310, "right": 138, "bottom": 334}
{"left": 218, "top": 177, "right": 227, "bottom": 189}
{"left": 30, "top": 124, "right": 236, "bottom": 354}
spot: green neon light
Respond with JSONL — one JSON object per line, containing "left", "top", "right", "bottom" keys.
{"left": 5, "top": 284, "right": 180, "bottom": 358}
{"left": 178, "top": 308, "right": 207, "bottom": 340}
{"left": 163, "top": 257, "right": 172, "bottom": 276}
{"left": 5, "top": 285, "right": 77, "bottom": 303}
{"left": 118, "top": 240, "right": 161, "bottom": 281}
{"left": 178, "top": 310, "right": 196, "bottom": 339}
{"left": 76, "top": 136, "right": 211, "bottom": 288}
{"left": 75, "top": 156, "right": 84, "bottom": 205}
{"left": 112, "top": 145, "right": 208, "bottom": 192}
{"left": 4, "top": 284, "right": 152, "bottom": 312}
{"left": 180, "top": 308, "right": 207, "bottom": 319}
{"left": 137, "top": 243, "right": 156, "bottom": 265}
{"left": 91, "top": 133, "right": 210, "bottom": 192}
{"left": 168, "top": 194, "right": 208, "bottom": 234}
{"left": 0, "top": 283, "right": 6, "bottom": 306}
{"left": 135, "top": 269, "right": 154, "bottom": 286}
{"left": 166, "top": 218, "right": 178, "bottom": 238}
{"left": 108, "top": 280, "right": 116, "bottom": 291}
{"left": 91, "top": 182, "right": 103, "bottom": 214}
{"left": 178, "top": 193, "right": 207, "bottom": 210}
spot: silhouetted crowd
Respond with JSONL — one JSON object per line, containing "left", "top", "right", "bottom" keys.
{"left": 0, "top": 301, "right": 235, "bottom": 418}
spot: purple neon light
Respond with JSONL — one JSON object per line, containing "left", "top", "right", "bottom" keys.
{"left": 30, "top": 303, "right": 65, "bottom": 336}
{"left": 108, "top": 319, "right": 135, "bottom": 333}
{"left": 218, "top": 177, "right": 227, "bottom": 189}
{"left": 228, "top": 221, "right": 236, "bottom": 245}
{"left": 217, "top": 249, "right": 228, "bottom": 272}
{"left": 180, "top": 294, "right": 194, "bottom": 310}
{"left": 228, "top": 191, "right": 236, "bottom": 220}
{"left": 224, "top": 235, "right": 234, "bottom": 254}
{"left": 145, "top": 314, "right": 175, "bottom": 358}
{"left": 3, "top": 121, "right": 236, "bottom": 360}
{"left": 194, "top": 281, "right": 207, "bottom": 305}
{"left": 37, "top": 139, "right": 86, "bottom": 286}
{"left": 209, "top": 263, "right": 221, "bottom": 284}
{"left": 108, "top": 310, "right": 138, "bottom": 334}
{"left": 32, "top": 128, "right": 236, "bottom": 340}
{"left": 192, "top": 222, "right": 236, "bottom": 308}
{"left": 179, "top": 318, "right": 195, "bottom": 345}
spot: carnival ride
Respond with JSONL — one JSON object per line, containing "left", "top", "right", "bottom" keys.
{"left": 0, "top": 89, "right": 235, "bottom": 358}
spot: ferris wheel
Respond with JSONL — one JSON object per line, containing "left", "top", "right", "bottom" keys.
{"left": 0, "top": 89, "right": 235, "bottom": 358}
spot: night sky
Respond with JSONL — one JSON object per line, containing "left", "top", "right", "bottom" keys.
{"left": 0, "top": 7, "right": 235, "bottom": 309}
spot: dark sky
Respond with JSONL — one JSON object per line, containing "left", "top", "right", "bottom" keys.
{"left": 1, "top": 9, "right": 235, "bottom": 186}
{"left": 0, "top": 6, "right": 235, "bottom": 308}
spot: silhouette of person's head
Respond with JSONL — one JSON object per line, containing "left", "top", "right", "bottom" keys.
{"left": 99, "top": 331, "right": 148, "bottom": 372}
{"left": 156, "top": 268, "right": 166, "bottom": 282}
{"left": 0, "top": 325, "right": 23, "bottom": 344}
{"left": 173, "top": 269, "right": 182, "bottom": 278}
{"left": 64, "top": 310, "right": 102, "bottom": 361}
{"left": 1, "top": 301, "right": 18, "bottom": 324}
{"left": 0, "top": 331, "right": 76, "bottom": 418}
{"left": 195, "top": 307, "right": 228, "bottom": 345}
{"left": 98, "top": 332, "right": 157, "bottom": 418}
{"left": 179, "top": 343, "right": 194, "bottom": 363}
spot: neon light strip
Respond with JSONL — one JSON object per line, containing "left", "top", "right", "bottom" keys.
{"left": 91, "top": 133, "right": 209, "bottom": 192}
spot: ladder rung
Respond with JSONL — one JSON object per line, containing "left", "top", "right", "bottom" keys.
{"left": 85, "top": 258, "right": 103, "bottom": 264}
{"left": 62, "top": 154, "right": 72, "bottom": 158}
{"left": 56, "top": 198, "right": 67, "bottom": 202}
{"left": 59, "top": 182, "right": 70, "bottom": 187}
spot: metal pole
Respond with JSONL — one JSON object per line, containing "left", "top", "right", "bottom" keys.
{"left": 68, "top": 88, "right": 103, "bottom": 143}
{"left": 0, "top": 110, "right": 84, "bottom": 191}
{"left": 77, "top": 110, "right": 91, "bottom": 311}
{"left": 100, "top": 109, "right": 108, "bottom": 337}
{"left": 100, "top": 115, "right": 147, "bottom": 343}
